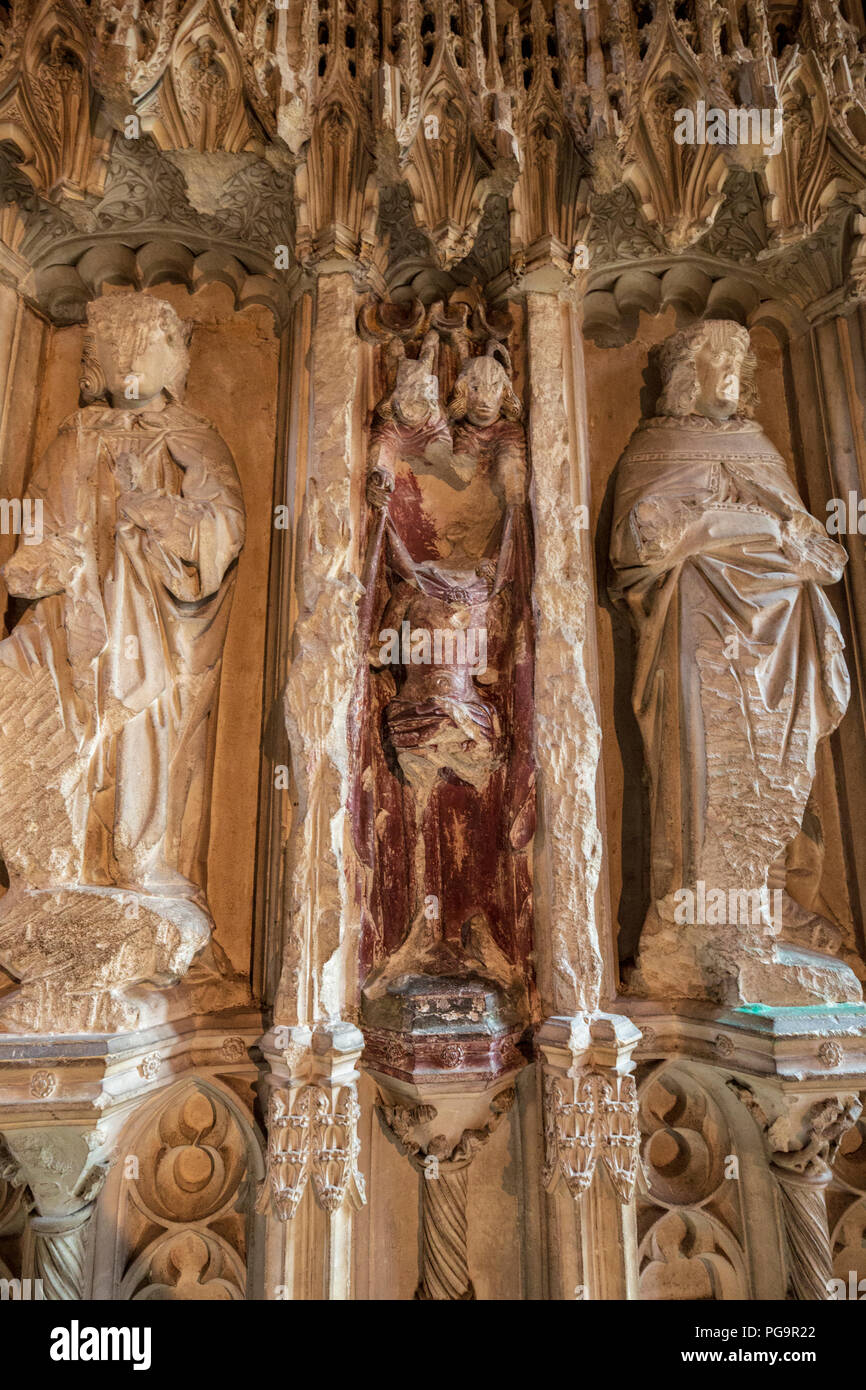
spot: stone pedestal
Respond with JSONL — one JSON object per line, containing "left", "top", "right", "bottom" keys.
{"left": 371, "top": 1063, "right": 520, "bottom": 1301}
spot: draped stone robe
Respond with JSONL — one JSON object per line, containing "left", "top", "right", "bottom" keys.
{"left": 354, "top": 412, "right": 535, "bottom": 986}
{"left": 0, "top": 401, "right": 245, "bottom": 905}
{"left": 609, "top": 415, "right": 849, "bottom": 913}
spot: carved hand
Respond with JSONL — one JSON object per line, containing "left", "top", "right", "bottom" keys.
{"left": 117, "top": 491, "right": 200, "bottom": 561}
{"left": 366, "top": 466, "right": 394, "bottom": 510}
{"left": 2, "top": 531, "right": 85, "bottom": 597}
{"left": 118, "top": 490, "right": 177, "bottom": 533}
{"left": 781, "top": 514, "right": 847, "bottom": 584}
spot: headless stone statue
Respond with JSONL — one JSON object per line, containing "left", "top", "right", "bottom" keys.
{"left": 609, "top": 318, "right": 861, "bottom": 1007}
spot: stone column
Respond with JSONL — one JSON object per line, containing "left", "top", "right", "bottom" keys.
{"left": 525, "top": 290, "right": 640, "bottom": 1298}
{"left": 252, "top": 292, "right": 314, "bottom": 1006}
{"left": 260, "top": 1023, "right": 366, "bottom": 1302}
{"left": 262, "top": 269, "right": 369, "bottom": 1297}
{"left": 537, "top": 1012, "right": 641, "bottom": 1301}
{"left": 785, "top": 308, "right": 866, "bottom": 945}
{"left": 0, "top": 270, "right": 49, "bottom": 631}
{"left": 525, "top": 291, "right": 608, "bottom": 1013}
{"left": 274, "top": 270, "right": 364, "bottom": 1030}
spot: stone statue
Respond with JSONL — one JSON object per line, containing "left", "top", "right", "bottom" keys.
{"left": 354, "top": 331, "right": 534, "bottom": 1063}
{"left": 609, "top": 318, "right": 861, "bottom": 1006}
{"left": 0, "top": 292, "right": 245, "bottom": 1032}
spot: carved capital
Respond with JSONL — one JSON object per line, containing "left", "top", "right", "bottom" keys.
{"left": 0, "top": 1122, "right": 117, "bottom": 1219}
{"left": 537, "top": 1013, "right": 642, "bottom": 1205}
{"left": 261, "top": 1023, "right": 366, "bottom": 1222}
{"left": 729, "top": 1081, "right": 862, "bottom": 1299}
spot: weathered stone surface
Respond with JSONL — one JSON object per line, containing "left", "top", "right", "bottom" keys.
{"left": 610, "top": 320, "right": 861, "bottom": 1007}
{"left": 526, "top": 294, "right": 604, "bottom": 1016}
{"left": 0, "top": 292, "right": 245, "bottom": 1032}
{"left": 3, "top": 0, "right": 866, "bottom": 1308}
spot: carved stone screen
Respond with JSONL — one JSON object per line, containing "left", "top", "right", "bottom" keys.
{"left": 1, "top": 0, "right": 866, "bottom": 1331}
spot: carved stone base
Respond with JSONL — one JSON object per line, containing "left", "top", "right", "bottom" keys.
{"left": 630, "top": 918, "right": 863, "bottom": 1008}
{"left": 0, "top": 887, "right": 248, "bottom": 1033}
{"left": 617, "top": 997, "right": 866, "bottom": 1301}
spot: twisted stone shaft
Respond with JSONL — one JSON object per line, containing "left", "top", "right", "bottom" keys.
{"left": 417, "top": 1165, "right": 474, "bottom": 1301}
{"left": 29, "top": 1206, "right": 92, "bottom": 1301}
{"left": 774, "top": 1172, "right": 833, "bottom": 1301}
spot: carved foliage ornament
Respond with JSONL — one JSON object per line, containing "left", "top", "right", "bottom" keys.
{"left": 265, "top": 1083, "right": 365, "bottom": 1221}
{"left": 543, "top": 1070, "right": 641, "bottom": 1204}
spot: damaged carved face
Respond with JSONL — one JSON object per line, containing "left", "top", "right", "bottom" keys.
{"left": 391, "top": 360, "right": 441, "bottom": 428}
{"left": 460, "top": 358, "right": 506, "bottom": 427}
{"left": 83, "top": 293, "right": 190, "bottom": 409}
{"left": 692, "top": 339, "right": 745, "bottom": 421}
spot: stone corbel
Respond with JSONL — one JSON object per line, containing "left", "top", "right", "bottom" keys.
{"left": 729, "top": 1081, "right": 862, "bottom": 1300}
{"left": 375, "top": 1078, "right": 516, "bottom": 1301}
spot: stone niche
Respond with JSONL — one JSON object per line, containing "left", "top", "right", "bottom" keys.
{"left": 1, "top": 281, "right": 279, "bottom": 997}
{"left": 588, "top": 308, "right": 862, "bottom": 987}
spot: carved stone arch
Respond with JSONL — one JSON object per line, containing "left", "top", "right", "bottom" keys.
{"left": 295, "top": 98, "right": 379, "bottom": 274}
{"left": 638, "top": 1205, "right": 748, "bottom": 1299}
{"left": 402, "top": 73, "right": 493, "bottom": 270}
{"left": 637, "top": 1059, "right": 787, "bottom": 1299}
{"left": 25, "top": 241, "right": 292, "bottom": 330}
{"left": 89, "top": 0, "right": 182, "bottom": 119}
{"left": 92, "top": 1074, "right": 266, "bottom": 1301}
{"left": 766, "top": 48, "right": 866, "bottom": 242}
{"left": 581, "top": 256, "right": 774, "bottom": 347}
{"left": 748, "top": 295, "right": 810, "bottom": 344}
{"left": 508, "top": 97, "right": 588, "bottom": 280}
{"left": 384, "top": 0, "right": 511, "bottom": 274}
